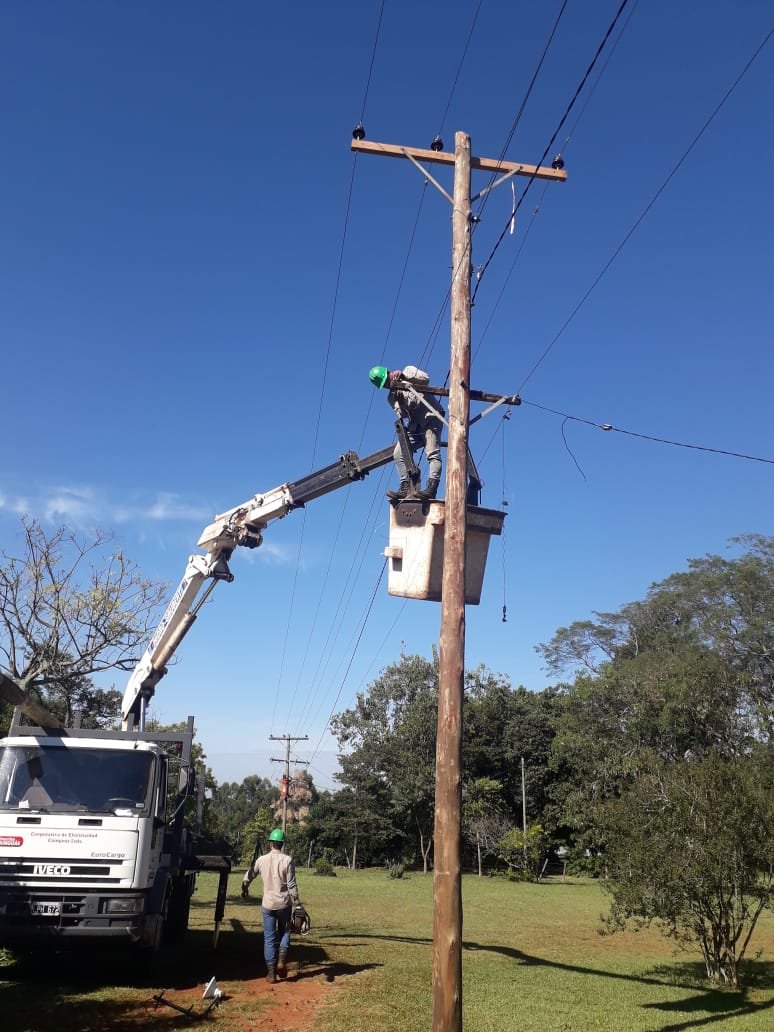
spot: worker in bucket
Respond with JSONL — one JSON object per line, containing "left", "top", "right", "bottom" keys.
{"left": 241, "top": 827, "right": 301, "bottom": 983}
{"left": 369, "top": 364, "right": 444, "bottom": 500}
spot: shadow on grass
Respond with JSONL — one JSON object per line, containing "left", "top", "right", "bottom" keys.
{"left": 0, "top": 923, "right": 379, "bottom": 1032}
{"left": 326, "top": 932, "right": 774, "bottom": 1031}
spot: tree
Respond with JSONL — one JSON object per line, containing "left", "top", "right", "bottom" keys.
{"left": 497, "top": 824, "right": 549, "bottom": 881}
{"left": 0, "top": 517, "right": 166, "bottom": 730}
{"left": 332, "top": 652, "right": 438, "bottom": 869}
{"left": 601, "top": 751, "right": 774, "bottom": 987}
{"left": 462, "top": 777, "right": 511, "bottom": 877}
{"left": 541, "top": 536, "right": 774, "bottom": 985}
{"left": 464, "top": 671, "right": 559, "bottom": 831}
{"left": 209, "top": 775, "right": 278, "bottom": 858}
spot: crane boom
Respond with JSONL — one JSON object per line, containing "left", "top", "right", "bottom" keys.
{"left": 121, "top": 444, "right": 394, "bottom": 729}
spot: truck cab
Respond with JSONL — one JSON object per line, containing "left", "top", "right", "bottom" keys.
{"left": 0, "top": 714, "right": 222, "bottom": 948}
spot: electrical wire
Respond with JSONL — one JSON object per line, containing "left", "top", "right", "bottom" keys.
{"left": 270, "top": 3, "right": 387, "bottom": 732}
{"left": 472, "top": 1, "right": 637, "bottom": 361}
{"left": 472, "top": 0, "right": 633, "bottom": 306}
{"left": 516, "top": 25, "right": 774, "bottom": 394}
{"left": 435, "top": 0, "right": 486, "bottom": 140}
{"left": 308, "top": 561, "right": 387, "bottom": 764}
{"left": 522, "top": 398, "right": 774, "bottom": 466}
{"left": 358, "top": 0, "right": 386, "bottom": 124}
{"left": 474, "top": 0, "right": 570, "bottom": 224}
{"left": 289, "top": 6, "right": 495, "bottom": 735}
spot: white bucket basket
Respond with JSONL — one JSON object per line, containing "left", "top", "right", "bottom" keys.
{"left": 384, "top": 499, "right": 505, "bottom": 604}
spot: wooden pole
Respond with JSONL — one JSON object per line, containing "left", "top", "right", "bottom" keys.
{"left": 521, "top": 756, "right": 528, "bottom": 866}
{"left": 352, "top": 130, "right": 564, "bottom": 1032}
{"left": 432, "top": 129, "right": 472, "bottom": 1032}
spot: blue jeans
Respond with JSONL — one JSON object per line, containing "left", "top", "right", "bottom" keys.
{"left": 261, "top": 904, "right": 291, "bottom": 964}
{"left": 393, "top": 422, "right": 442, "bottom": 484}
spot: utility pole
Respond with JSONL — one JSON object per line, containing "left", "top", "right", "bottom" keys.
{"left": 269, "top": 733, "right": 309, "bottom": 835}
{"left": 353, "top": 131, "right": 565, "bottom": 1031}
{"left": 521, "top": 756, "right": 528, "bottom": 867}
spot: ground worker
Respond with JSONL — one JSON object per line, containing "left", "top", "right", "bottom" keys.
{"left": 241, "top": 827, "right": 301, "bottom": 983}
{"left": 369, "top": 364, "right": 444, "bottom": 500}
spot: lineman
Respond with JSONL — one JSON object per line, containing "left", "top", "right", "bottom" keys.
{"left": 241, "top": 828, "right": 301, "bottom": 983}
{"left": 369, "top": 364, "right": 444, "bottom": 500}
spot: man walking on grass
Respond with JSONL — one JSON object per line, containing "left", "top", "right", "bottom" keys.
{"left": 241, "top": 827, "right": 301, "bottom": 983}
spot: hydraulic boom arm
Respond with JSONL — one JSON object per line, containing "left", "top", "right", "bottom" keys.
{"left": 121, "top": 444, "right": 394, "bottom": 729}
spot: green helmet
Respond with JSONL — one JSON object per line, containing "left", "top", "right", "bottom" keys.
{"left": 369, "top": 365, "right": 389, "bottom": 389}
{"left": 268, "top": 827, "right": 285, "bottom": 843}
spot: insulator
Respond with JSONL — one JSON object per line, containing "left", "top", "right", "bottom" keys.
{"left": 430, "top": 135, "right": 443, "bottom": 152}
{"left": 551, "top": 154, "right": 565, "bottom": 170}
{"left": 352, "top": 123, "right": 366, "bottom": 141}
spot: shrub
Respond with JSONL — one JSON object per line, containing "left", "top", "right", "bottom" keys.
{"left": 313, "top": 856, "right": 336, "bottom": 877}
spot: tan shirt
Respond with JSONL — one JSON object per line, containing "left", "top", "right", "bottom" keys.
{"left": 244, "top": 848, "right": 299, "bottom": 911}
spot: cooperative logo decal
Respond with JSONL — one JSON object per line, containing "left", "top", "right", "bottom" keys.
{"left": 0, "top": 835, "right": 23, "bottom": 847}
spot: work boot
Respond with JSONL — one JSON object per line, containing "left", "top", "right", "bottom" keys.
{"left": 277, "top": 949, "right": 288, "bottom": 979}
{"left": 417, "top": 477, "right": 440, "bottom": 500}
{"left": 266, "top": 962, "right": 277, "bottom": 984}
{"left": 386, "top": 480, "right": 411, "bottom": 500}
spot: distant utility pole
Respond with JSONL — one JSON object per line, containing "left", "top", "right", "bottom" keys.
{"left": 353, "top": 131, "right": 565, "bottom": 1032}
{"left": 269, "top": 733, "right": 309, "bottom": 835}
{"left": 521, "top": 756, "right": 528, "bottom": 866}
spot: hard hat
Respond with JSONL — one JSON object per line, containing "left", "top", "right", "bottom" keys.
{"left": 268, "top": 828, "right": 285, "bottom": 843}
{"left": 369, "top": 365, "right": 389, "bottom": 389}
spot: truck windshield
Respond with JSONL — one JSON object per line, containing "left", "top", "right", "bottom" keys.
{"left": 0, "top": 746, "right": 154, "bottom": 814}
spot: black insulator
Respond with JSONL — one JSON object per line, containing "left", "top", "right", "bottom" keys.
{"left": 551, "top": 154, "right": 565, "bottom": 170}
{"left": 352, "top": 123, "right": 366, "bottom": 141}
{"left": 430, "top": 135, "right": 443, "bottom": 152}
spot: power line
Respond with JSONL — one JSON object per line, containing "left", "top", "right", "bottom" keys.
{"left": 474, "top": 0, "right": 570, "bottom": 223}
{"left": 472, "top": 0, "right": 633, "bottom": 305}
{"left": 308, "top": 561, "right": 387, "bottom": 764}
{"left": 472, "top": 1, "right": 638, "bottom": 361}
{"left": 358, "top": 0, "right": 386, "bottom": 124}
{"left": 516, "top": 25, "right": 774, "bottom": 393}
{"left": 435, "top": 0, "right": 486, "bottom": 140}
{"left": 271, "top": 6, "right": 388, "bottom": 732}
{"left": 522, "top": 398, "right": 774, "bottom": 466}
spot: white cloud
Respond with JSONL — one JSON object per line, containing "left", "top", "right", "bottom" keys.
{"left": 43, "top": 485, "right": 101, "bottom": 524}
{"left": 0, "top": 483, "right": 210, "bottom": 531}
{"left": 144, "top": 494, "right": 210, "bottom": 522}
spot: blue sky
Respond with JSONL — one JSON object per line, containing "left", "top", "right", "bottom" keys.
{"left": 1, "top": 2, "right": 771, "bottom": 790}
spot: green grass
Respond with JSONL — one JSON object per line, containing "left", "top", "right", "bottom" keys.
{"left": 1, "top": 869, "right": 772, "bottom": 1031}
{"left": 294, "top": 868, "right": 774, "bottom": 1032}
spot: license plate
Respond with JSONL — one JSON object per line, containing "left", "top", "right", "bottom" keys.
{"left": 31, "top": 901, "right": 61, "bottom": 916}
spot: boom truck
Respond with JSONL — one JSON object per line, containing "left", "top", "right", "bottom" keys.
{"left": 0, "top": 442, "right": 396, "bottom": 950}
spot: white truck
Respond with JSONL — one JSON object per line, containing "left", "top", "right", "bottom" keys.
{"left": 0, "top": 442, "right": 395, "bottom": 949}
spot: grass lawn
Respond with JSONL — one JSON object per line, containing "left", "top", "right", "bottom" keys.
{"left": 1, "top": 869, "right": 772, "bottom": 1031}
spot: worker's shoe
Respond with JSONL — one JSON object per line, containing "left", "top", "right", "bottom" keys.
{"left": 387, "top": 480, "right": 412, "bottom": 500}
{"left": 266, "top": 963, "right": 277, "bottom": 984}
{"left": 417, "top": 478, "right": 440, "bottom": 500}
{"left": 277, "top": 949, "right": 288, "bottom": 979}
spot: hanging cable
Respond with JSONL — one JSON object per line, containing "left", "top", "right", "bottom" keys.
{"left": 435, "top": 0, "right": 486, "bottom": 141}
{"left": 289, "top": 5, "right": 497, "bottom": 733}
{"left": 308, "top": 561, "right": 387, "bottom": 764}
{"left": 517, "top": 27, "right": 773, "bottom": 393}
{"left": 271, "top": 3, "right": 387, "bottom": 732}
{"left": 472, "top": 2, "right": 638, "bottom": 361}
{"left": 472, "top": 0, "right": 633, "bottom": 306}
{"left": 474, "top": 0, "right": 570, "bottom": 225}
{"left": 358, "top": 0, "right": 386, "bottom": 125}
{"left": 523, "top": 399, "right": 774, "bottom": 466}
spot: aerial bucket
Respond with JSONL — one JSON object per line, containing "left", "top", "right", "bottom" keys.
{"left": 383, "top": 499, "right": 505, "bottom": 604}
